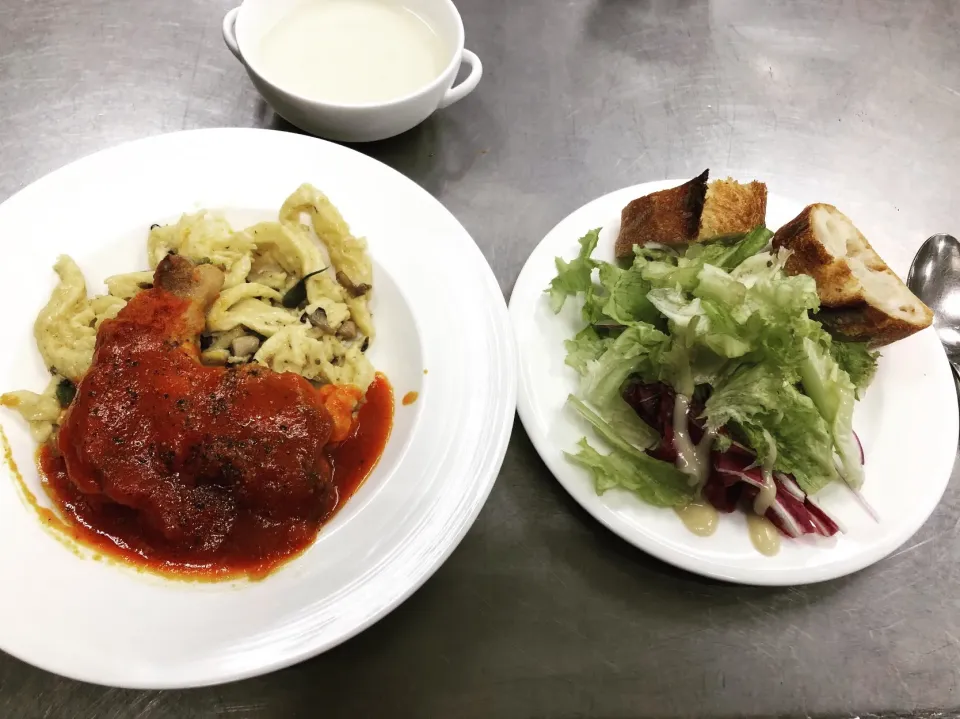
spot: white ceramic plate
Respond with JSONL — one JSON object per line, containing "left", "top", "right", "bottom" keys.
{"left": 0, "top": 128, "right": 516, "bottom": 687}
{"left": 511, "top": 180, "right": 958, "bottom": 586}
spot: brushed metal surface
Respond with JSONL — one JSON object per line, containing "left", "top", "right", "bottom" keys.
{"left": 2, "top": 0, "right": 960, "bottom": 717}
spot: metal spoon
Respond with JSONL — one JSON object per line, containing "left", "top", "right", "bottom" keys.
{"left": 907, "top": 233, "right": 960, "bottom": 377}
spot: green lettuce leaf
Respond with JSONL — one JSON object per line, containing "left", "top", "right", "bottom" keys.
{"left": 704, "top": 363, "right": 839, "bottom": 493}
{"left": 639, "top": 260, "right": 702, "bottom": 292}
{"left": 580, "top": 323, "right": 669, "bottom": 406}
{"left": 799, "top": 338, "right": 863, "bottom": 489}
{"left": 600, "top": 399, "right": 662, "bottom": 451}
{"left": 830, "top": 341, "right": 879, "bottom": 397}
{"left": 746, "top": 275, "right": 820, "bottom": 324}
{"left": 726, "top": 253, "right": 823, "bottom": 378}
{"left": 646, "top": 287, "right": 704, "bottom": 327}
{"left": 640, "top": 226, "right": 772, "bottom": 290}
{"left": 696, "top": 308, "right": 754, "bottom": 359}
{"left": 567, "top": 394, "right": 658, "bottom": 454}
{"left": 597, "top": 263, "right": 660, "bottom": 325}
{"left": 580, "top": 282, "right": 605, "bottom": 324}
{"left": 691, "top": 266, "right": 755, "bottom": 359}
{"left": 721, "top": 226, "right": 774, "bottom": 269}
{"left": 546, "top": 229, "right": 599, "bottom": 312}
{"left": 564, "top": 325, "right": 611, "bottom": 375}
{"left": 645, "top": 257, "right": 821, "bottom": 374}
{"left": 633, "top": 245, "right": 681, "bottom": 264}
{"left": 694, "top": 264, "right": 747, "bottom": 307}
{"left": 564, "top": 438, "right": 695, "bottom": 507}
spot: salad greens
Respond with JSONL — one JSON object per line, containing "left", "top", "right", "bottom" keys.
{"left": 704, "top": 362, "right": 838, "bottom": 494}
{"left": 829, "top": 341, "right": 879, "bottom": 397}
{"left": 566, "top": 437, "right": 696, "bottom": 507}
{"left": 547, "top": 229, "right": 600, "bottom": 313}
{"left": 548, "top": 225, "right": 874, "bottom": 506}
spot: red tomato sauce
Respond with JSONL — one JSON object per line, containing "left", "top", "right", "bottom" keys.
{"left": 38, "top": 374, "right": 393, "bottom": 580}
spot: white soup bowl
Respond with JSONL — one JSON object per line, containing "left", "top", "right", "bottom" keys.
{"left": 222, "top": 0, "right": 483, "bottom": 143}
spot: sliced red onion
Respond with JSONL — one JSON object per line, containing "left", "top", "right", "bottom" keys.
{"left": 714, "top": 453, "right": 765, "bottom": 489}
{"left": 763, "top": 496, "right": 805, "bottom": 538}
{"left": 769, "top": 487, "right": 817, "bottom": 534}
{"left": 711, "top": 450, "right": 841, "bottom": 538}
{"left": 805, "top": 498, "right": 843, "bottom": 535}
{"left": 833, "top": 453, "right": 880, "bottom": 523}
{"left": 774, "top": 472, "right": 806, "bottom": 501}
{"left": 843, "top": 482, "right": 880, "bottom": 523}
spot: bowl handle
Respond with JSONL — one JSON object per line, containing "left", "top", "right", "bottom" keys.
{"left": 222, "top": 7, "right": 243, "bottom": 62}
{"left": 438, "top": 50, "right": 483, "bottom": 109}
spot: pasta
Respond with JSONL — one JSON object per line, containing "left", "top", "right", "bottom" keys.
{"left": 1, "top": 184, "right": 377, "bottom": 442}
{"left": 33, "top": 256, "right": 125, "bottom": 382}
{"left": 0, "top": 379, "right": 62, "bottom": 443}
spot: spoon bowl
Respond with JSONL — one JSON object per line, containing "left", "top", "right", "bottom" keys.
{"left": 907, "top": 233, "right": 960, "bottom": 368}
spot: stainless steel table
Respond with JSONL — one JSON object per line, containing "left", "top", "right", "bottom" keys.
{"left": 2, "top": 0, "right": 959, "bottom": 717}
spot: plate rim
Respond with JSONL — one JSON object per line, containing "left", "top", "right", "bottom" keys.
{"left": 511, "top": 178, "right": 959, "bottom": 587}
{"left": 0, "top": 127, "right": 518, "bottom": 688}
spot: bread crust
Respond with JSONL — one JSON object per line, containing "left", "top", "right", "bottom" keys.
{"left": 614, "top": 171, "right": 768, "bottom": 259}
{"left": 813, "top": 305, "right": 928, "bottom": 346}
{"left": 615, "top": 170, "right": 708, "bottom": 258}
{"left": 772, "top": 203, "right": 932, "bottom": 346}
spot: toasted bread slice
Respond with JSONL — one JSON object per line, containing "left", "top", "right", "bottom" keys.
{"left": 615, "top": 171, "right": 768, "bottom": 259}
{"left": 698, "top": 178, "right": 768, "bottom": 242}
{"left": 772, "top": 203, "right": 932, "bottom": 346}
{"left": 615, "top": 170, "right": 708, "bottom": 258}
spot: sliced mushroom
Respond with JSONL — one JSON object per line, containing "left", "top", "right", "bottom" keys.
{"left": 336, "top": 271, "right": 371, "bottom": 297}
{"left": 208, "top": 327, "right": 246, "bottom": 352}
{"left": 281, "top": 268, "right": 327, "bottom": 308}
{"left": 55, "top": 378, "right": 77, "bottom": 408}
{"left": 336, "top": 320, "right": 358, "bottom": 340}
{"left": 231, "top": 335, "right": 261, "bottom": 358}
{"left": 305, "top": 307, "right": 333, "bottom": 334}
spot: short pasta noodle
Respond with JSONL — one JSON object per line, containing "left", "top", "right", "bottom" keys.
{"left": 1, "top": 184, "right": 377, "bottom": 441}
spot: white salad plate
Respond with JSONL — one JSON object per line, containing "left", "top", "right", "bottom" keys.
{"left": 511, "top": 179, "right": 958, "bottom": 586}
{"left": 0, "top": 128, "right": 516, "bottom": 687}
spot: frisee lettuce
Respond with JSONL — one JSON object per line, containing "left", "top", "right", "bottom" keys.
{"left": 579, "top": 323, "right": 669, "bottom": 408}
{"left": 564, "top": 438, "right": 695, "bottom": 507}
{"left": 799, "top": 338, "right": 864, "bottom": 489}
{"left": 564, "top": 326, "right": 610, "bottom": 375}
{"left": 546, "top": 223, "right": 876, "bottom": 507}
{"left": 547, "top": 229, "right": 598, "bottom": 312}
{"left": 830, "top": 341, "right": 879, "bottom": 397}
{"left": 704, "top": 363, "right": 838, "bottom": 494}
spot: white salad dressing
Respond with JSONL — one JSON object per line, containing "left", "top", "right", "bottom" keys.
{"left": 672, "top": 394, "right": 716, "bottom": 488}
{"left": 746, "top": 513, "right": 781, "bottom": 556}
{"left": 753, "top": 467, "right": 778, "bottom": 516}
{"left": 674, "top": 502, "right": 719, "bottom": 536}
{"left": 258, "top": 0, "right": 449, "bottom": 105}
{"left": 672, "top": 392, "right": 721, "bottom": 536}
